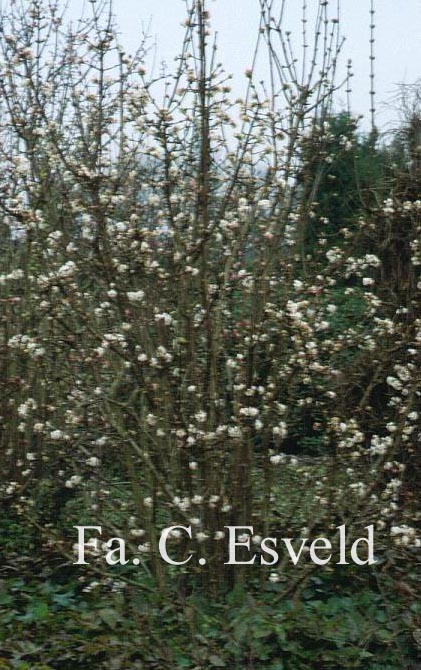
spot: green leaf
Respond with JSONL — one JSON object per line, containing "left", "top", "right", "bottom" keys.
{"left": 34, "top": 601, "right": 49, "bottom": 620}
{"left": 97, "top": 608, "right": 122, "bottom": 629}
{"left": 209, "top": 654, "right": 226, "bottom": 667}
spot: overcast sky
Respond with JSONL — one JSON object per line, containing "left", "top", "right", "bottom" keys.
{"left": 70, "top": 0, "right": 420, "bottom": 133}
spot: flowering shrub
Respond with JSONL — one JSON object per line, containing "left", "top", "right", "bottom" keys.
{"left": 0, "top": 0, "right": 419, "bottom": 608}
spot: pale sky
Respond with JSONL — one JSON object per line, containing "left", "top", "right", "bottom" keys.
{"left": 71, "top": 0, "right": 420, "bottom": 133}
